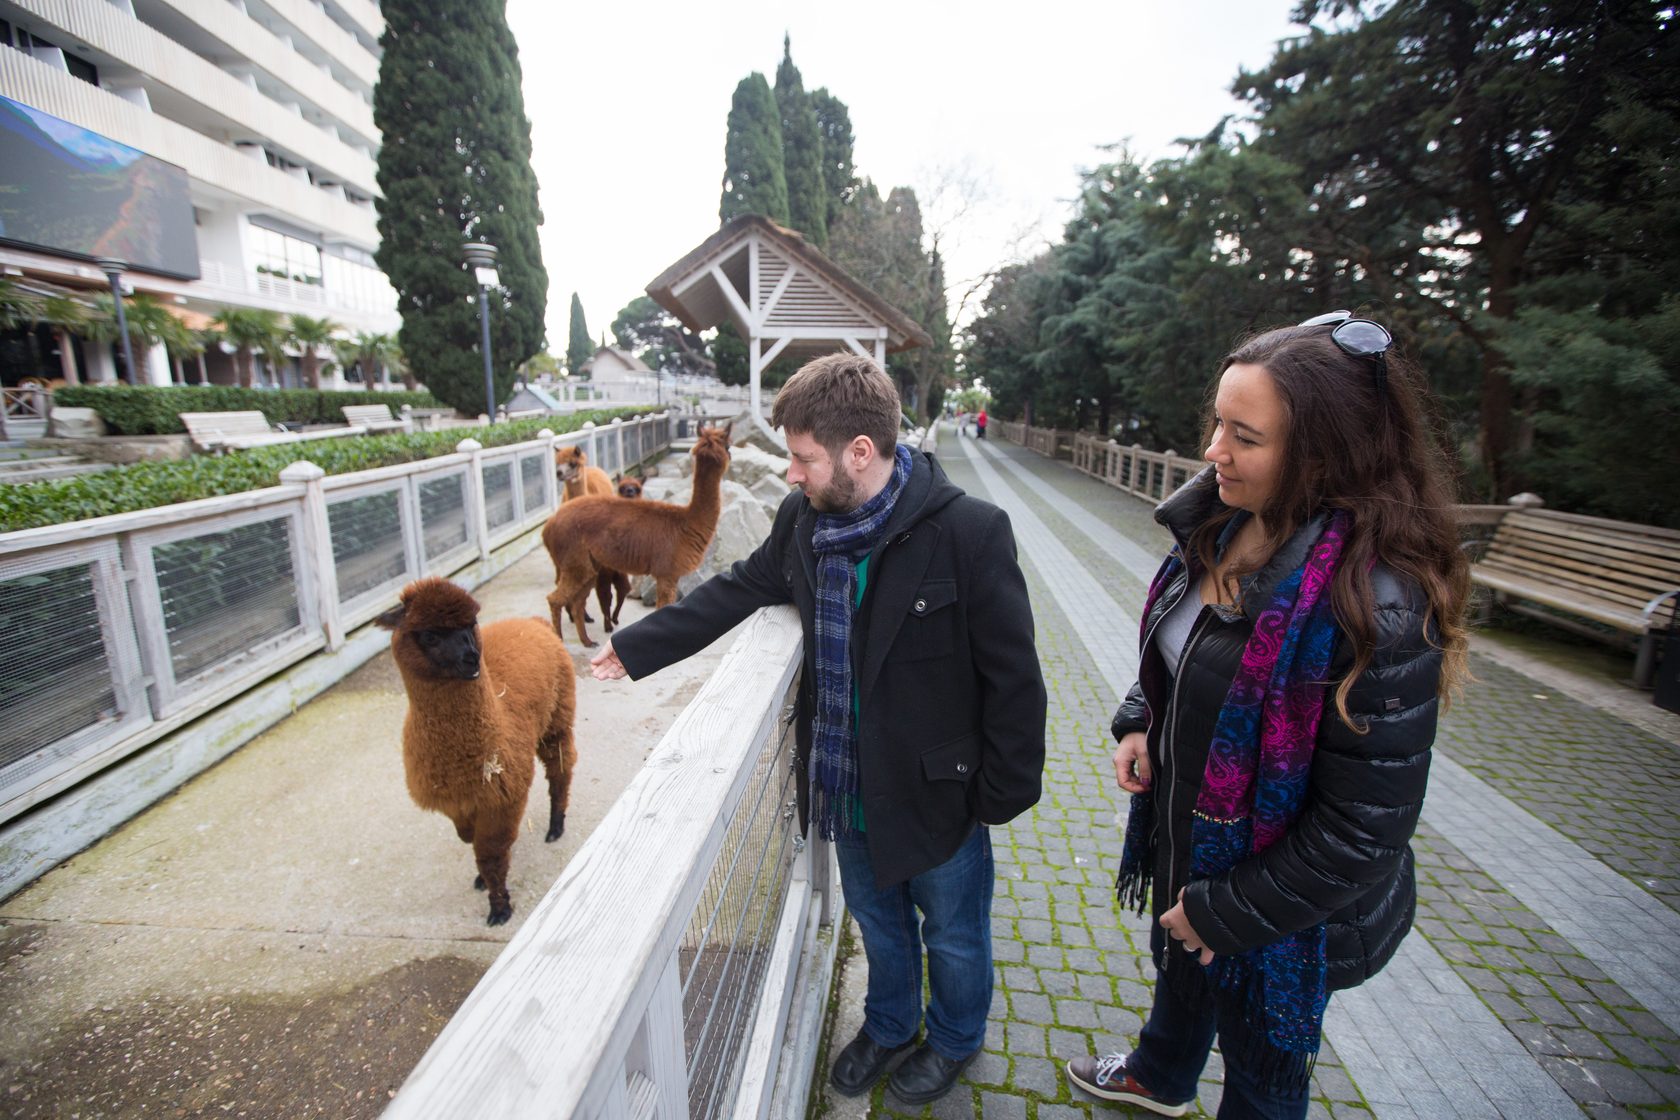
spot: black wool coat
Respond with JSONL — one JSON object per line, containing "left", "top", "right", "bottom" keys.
{"left": 613, "top": 451, "right": 1047, "bottom": 888}
{"left": 1111, "top": 468, "right": 1441, "bottom": 991}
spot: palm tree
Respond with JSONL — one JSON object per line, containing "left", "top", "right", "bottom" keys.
{"left": 212, "top": 307, "right": 284, "bottom": 388}
{"left": 0, "top": 278, "right": 42, "bottom": 330}
{"left": 88, "top": 293, "right": 178, "bottom": 383}
{"left": 349, "top": 330, "right": 399, "bottom": 390}
{"left": 287, "top": 314, "right": 342, "bottom": 390}
{"left": 36, "top": 295, "right": 92, "bottom": 385}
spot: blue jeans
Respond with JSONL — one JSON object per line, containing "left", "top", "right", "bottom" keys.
{"left": 1125, "top": 960, "right": 1318, "bottom": 1120}
{"left": 834, "top": 826, "right": 994, "bottom": 1061}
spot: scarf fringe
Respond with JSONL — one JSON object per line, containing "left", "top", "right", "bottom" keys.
{"left": 1157, "top": 952, "right": 1321, "bottom": 1097}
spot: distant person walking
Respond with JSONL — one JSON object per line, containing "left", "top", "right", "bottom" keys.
{"left": 975, "top": 408, "right": 988, "bottom": 440}
{"left": 1065, "top": 312, "right": 1469, "bottom": 1119}
{"left": 592, "top": 352, "right": 1047, "bottom": 1107}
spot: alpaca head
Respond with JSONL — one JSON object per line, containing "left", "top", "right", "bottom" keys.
{"left": 692, "top": 424, "right": 732, "bottom": 478}
{"left": 616, "top": 476, "right": 643, "bottom": 499}
{"left": 554, "top": 444, "right": 589, "bottom": 484}
{"left": 375, "top": 577, "right": 483, "bottom": 681}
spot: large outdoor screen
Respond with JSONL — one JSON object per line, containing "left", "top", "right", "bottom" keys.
{"left": 0, "top": 94, "right": 199, "bottom": 279}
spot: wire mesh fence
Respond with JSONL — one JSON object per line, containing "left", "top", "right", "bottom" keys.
{"left": 682, "top": 682, "right": 800, "bottom": 1120}
{"left": 0, "top": 416, "right": 675, "bottom": 827}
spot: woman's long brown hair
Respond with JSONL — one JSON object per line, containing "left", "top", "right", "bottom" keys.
{"left": 1190, "top": 322, "right": 1471, "bottom": 727}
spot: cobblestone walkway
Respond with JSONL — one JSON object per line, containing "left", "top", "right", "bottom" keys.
{"left": 824, "top": 430, "right": 1680, "bottom": 1119}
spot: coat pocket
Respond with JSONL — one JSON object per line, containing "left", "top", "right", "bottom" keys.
{"left": 917, "top": 731, "right": 980, "bottom": 831}
{"left": 890, "top": 578, "right": 958, "bottom": 663}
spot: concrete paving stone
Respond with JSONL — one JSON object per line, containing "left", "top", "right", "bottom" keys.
{"left": 994, "top": 939, "right": 1026, "bottom": 965}
{"left": 1582, "top": 1061, "right": 1669, "bottom": 1106}
{"left": 970, "top": 1050, "right": 1010, "bottom": 1086}
{"left": 1094, "top": 1004, "right": 1144, "bottom": 1038}
{"left": 1537, "top": 1054, "right": 1606, "bottom": 1101}
{"left": 1552, "top": 1027, "right": 1619, "bottom": 1061}
{"left": 1048, "top": 1027, "right": 1090, "bottom": 1059}
{"left": 1075, "top": 973, "right": 1112, "bottom": 1002}
{"left": 929, "top": 1089, "right": 977, "bottom": 1120}
{"left": 1583, "top": 1105, "right": 1640, "bottom": 1120}
{"left": 985, "top": 1020, "right": 1005, "bottom": 1051}
{"left": 1035, "top": 1105, "right": 1087, "bottom": 1120}
{"left": 1603, "top": 1032, "right": 1668, "bottom": 1069}
{"left": 1061, "top": 947, "right": 1101, "bottom": 971}
{"left": 1307, "top": 1102, "right": 1334, "bottom": 1120}
{"left": 1009, "top": 1054, "right": 1062, "bottom": 1098}
{"left": 1030, "top": 945, "right": 1067, "bottom": 969}
{"left": 1017, "top": 900, "right": 1053, "bottom": 924}
{"left": 1002, "top": 966, "right": 1041, "bottom": 992}
{"left": 1052, "top": 999, "right": 1100, "bottom": 1029}
{"left": 978, "top": 1089, "right": 1027, "bottom": 1120}
{"left": 1327, "top": 1105, "right": 1377, "bottom": 1120}
{"left": 994, "top": 895, "right": 1022, "bottom": 918}
{"left": 1039, "top": 970, "right": 1078, "bottom": 996}
{"left": 1010, "top": 992, "right": 1054, "bottom": 1025}
{"left": 1004, "top": 1022, "right": 1048, "bottom": 1058}
{"left": 1575, "top": 1002, "right": 1633, "bottom": 1035}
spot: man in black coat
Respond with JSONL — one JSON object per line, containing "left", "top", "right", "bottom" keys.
{"left": 591, "top": 353, "right": 1046, "bottom": 1106}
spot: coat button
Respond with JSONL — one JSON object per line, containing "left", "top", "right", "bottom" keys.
{"left": 955, "top": 762, "right": 969, "bottom": 774}
{"left": 914, "top": 598, "right": 927, "bottom": 612}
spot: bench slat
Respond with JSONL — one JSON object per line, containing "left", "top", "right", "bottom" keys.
{"left": 1471, "top": 569, "right": 1652, "bottom": 633}
{"left": 1498, "top": 515, "right": 1680, "bottom": 566}
{"left": 1482, "top": 542, "right": 1680, "bottom": 597}
{"left": 1478, "top": 556, "right": 1668, "bottom": 611}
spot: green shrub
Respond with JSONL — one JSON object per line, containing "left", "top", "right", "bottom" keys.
{"left": 51, "top": 385, "right": 446, "bottom": 435}
{"left": 0, "top": 408, "right": 652, "bottom": 533}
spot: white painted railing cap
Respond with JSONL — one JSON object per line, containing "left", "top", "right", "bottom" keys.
{"left": 278, "top": 461, "right": 325, "bottom": 482}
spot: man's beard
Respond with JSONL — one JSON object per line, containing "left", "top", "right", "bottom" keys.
{"left": 804, "top": 471, "right": 861, "bottom": 513}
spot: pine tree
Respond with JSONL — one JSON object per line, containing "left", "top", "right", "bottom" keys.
{"left": 719, "top": 73, "right": 789, "bottom": 224}
{"left": 566, "top": 292, "right": 593, "bottom": 376}
{"left": 775, "top": 37, "right": 827, "bottom": 246}
{"left": 810, "top": 89, "right": 855, "bottom": 235}
{"left": 374, "top": 0, "right": 547, "bottom": 416}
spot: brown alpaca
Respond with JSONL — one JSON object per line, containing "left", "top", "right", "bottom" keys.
{"left": 376, "top": 577, "right": 578, "bottom": 926}
{"left": 593, "top": 474, "right": 644, "bottom": 633}
{"left": 543, "top": 424, "right": 732, "bottom": 646}
{"left": 555, "top": 444, "right": 614, "bottom": 501}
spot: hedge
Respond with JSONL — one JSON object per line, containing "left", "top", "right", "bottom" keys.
{"left": 51, "top": 385, "right": 445, "bottom": 435}
{"left": 0, "top": 408, "right": 648, "bottom": 533}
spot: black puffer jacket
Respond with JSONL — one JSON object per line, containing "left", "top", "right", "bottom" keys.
{"left": 1111, "top": 468, "right": 1440, "bottom": 991}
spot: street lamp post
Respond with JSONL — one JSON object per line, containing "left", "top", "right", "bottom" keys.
{"left": 96, "top": 257, "right": 136, "bottom": 384}
{"left": 462, "top": 241, "right": 500, "bottom": 422}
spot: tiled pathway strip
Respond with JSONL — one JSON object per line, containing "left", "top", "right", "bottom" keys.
{"left": 849, "top": 431, "right": 1678, "bottom": 1118}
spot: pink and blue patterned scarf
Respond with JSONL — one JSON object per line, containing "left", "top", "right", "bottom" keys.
{"left": 1118, "top": 512, "right": 1348, "bottom": 1091}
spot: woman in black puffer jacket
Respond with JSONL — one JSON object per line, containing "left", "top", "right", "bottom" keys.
{"left": 1066, "top": 314, "right": 1470, "bottom": 1120}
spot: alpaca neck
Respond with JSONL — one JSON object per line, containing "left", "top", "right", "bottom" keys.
{"left": 403, "top": 671, "right": 497, "bottom": 750}
{"left": 684, "top": 458, "right": 725, "bottom": 535}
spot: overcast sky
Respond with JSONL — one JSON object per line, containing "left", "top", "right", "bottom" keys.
{"left": 504, "top": 1, "right": 1305, "bottom": 353}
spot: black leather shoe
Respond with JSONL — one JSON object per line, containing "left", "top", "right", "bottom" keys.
{"left": 829, "top": 1028, "right": 917, "bottom": 1097}
{"left": 888, "top": 1042, "right": 977, "bottom": 1105}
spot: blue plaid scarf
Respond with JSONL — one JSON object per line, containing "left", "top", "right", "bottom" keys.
{"left": 808, "top": 444, "right": 913, "bottom": 840}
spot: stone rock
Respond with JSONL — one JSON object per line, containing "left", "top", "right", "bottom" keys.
{"left": 636, "top": 481, "right": 773, "bottom": 605}
{"left": 48, "top": 407, "right": 106, "bottom": 439}
{"left": 727, "top": 444, "right": 789, "bottom": 489}
{"left": 751, "top": 473, "right": 792, "bottom": 507}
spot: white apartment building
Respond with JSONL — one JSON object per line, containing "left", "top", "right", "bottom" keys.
{"left": 0, "top": 0, "right": 399, "bottom": 388}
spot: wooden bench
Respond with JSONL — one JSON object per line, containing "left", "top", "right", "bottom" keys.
{"left": 341, "top": 403, "right": 413, "bottom": 433}
{"left": 180, "top": 411, "right": 366, "bottom": 454}
{"left": 1470, "top": 508, "right": 1680, "bottom": 687}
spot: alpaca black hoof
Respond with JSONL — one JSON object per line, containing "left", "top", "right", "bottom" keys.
{"left": 584, "top": 611, "right": 596, "bottom": 623}
{"left": 487, "top": 901, "right": 512, "bottom": 926}
{"left": 545, "top": 813, "right": 566, "bottom": 843}
{"left": 474, "top": 874, "right": 486, "bottom": 890}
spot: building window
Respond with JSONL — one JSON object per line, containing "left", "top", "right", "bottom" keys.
{"left": 250, "top": 225, "right": 322, "bottom": 286}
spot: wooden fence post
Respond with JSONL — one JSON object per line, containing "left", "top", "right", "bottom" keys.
{"left": 280, "top": 460, "right": 343, "bottom": 651}
{"left": 457, "top": 438, "right": 490, "bottom": 563}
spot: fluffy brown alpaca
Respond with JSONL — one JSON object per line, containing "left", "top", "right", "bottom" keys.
{"left": 593, "top": 474, "right": 643, "bottom": 633}
{"left": 554, "top": 444, "right": 614, "bottom": 501}
{"left": 376, "top": 578, "right": 578, "bottom": 926}
{"left": 543, "top": 424, "right": 733, "bottom": 646}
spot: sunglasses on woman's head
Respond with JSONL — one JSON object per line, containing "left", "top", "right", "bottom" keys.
{"left": 1299, "top": 310, "right": 1391, "bottom": 396}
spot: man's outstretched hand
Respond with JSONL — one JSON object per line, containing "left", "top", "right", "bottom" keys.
{"left": 590, "top": 638, "right": 627, "bottom": 680}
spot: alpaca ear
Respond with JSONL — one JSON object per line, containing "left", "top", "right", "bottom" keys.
{"left": 374, "top": 602, "right": 406, "bottom": 631}
{"left": 722, "top": 421, "right": 734, "bottom": 440}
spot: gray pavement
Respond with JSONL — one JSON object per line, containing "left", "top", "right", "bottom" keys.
{"left": 813, "top": 427, "right": 1680, "bottom": 1119}
{"left": 0, "top": 542, "right": 735, "bottom": 1119}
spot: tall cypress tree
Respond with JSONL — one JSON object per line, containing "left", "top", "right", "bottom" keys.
{"left": 810, "top": 89, "right": 855, "bottom": 236}
{"left": 775, "top": 37, "right": 827, "bottom": 246}
{"left": 719, "top": 73, "right": 789, "bottom": 224}
{"left": 374, "top": 0, "right": 547, "bottom": 416}
{"left": 566, "top": 292, "right": 592, "bottom": 376}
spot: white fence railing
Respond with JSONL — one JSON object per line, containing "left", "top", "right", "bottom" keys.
{"left": 0, "top": 412, "right": 677, "bottom": 827}
{"left": 994, "top": 422, "right": 1200, "bottom": 503}
{"left": 388, "top": 605, "right": 838, "bottom": 1120}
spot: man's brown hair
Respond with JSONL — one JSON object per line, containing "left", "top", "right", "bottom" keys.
{"left": 771, "top": 351, "right": 901, "bottom": 458}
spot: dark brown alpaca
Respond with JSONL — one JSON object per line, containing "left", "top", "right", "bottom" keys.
{"left": 376, "top": 578, "right": 578, "bottom": 926}
{"left": 543, "top": 424, "right": 732, "bottom": 647}
{"left": 593, "top": 474, "right": 643, "bottom": 634}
